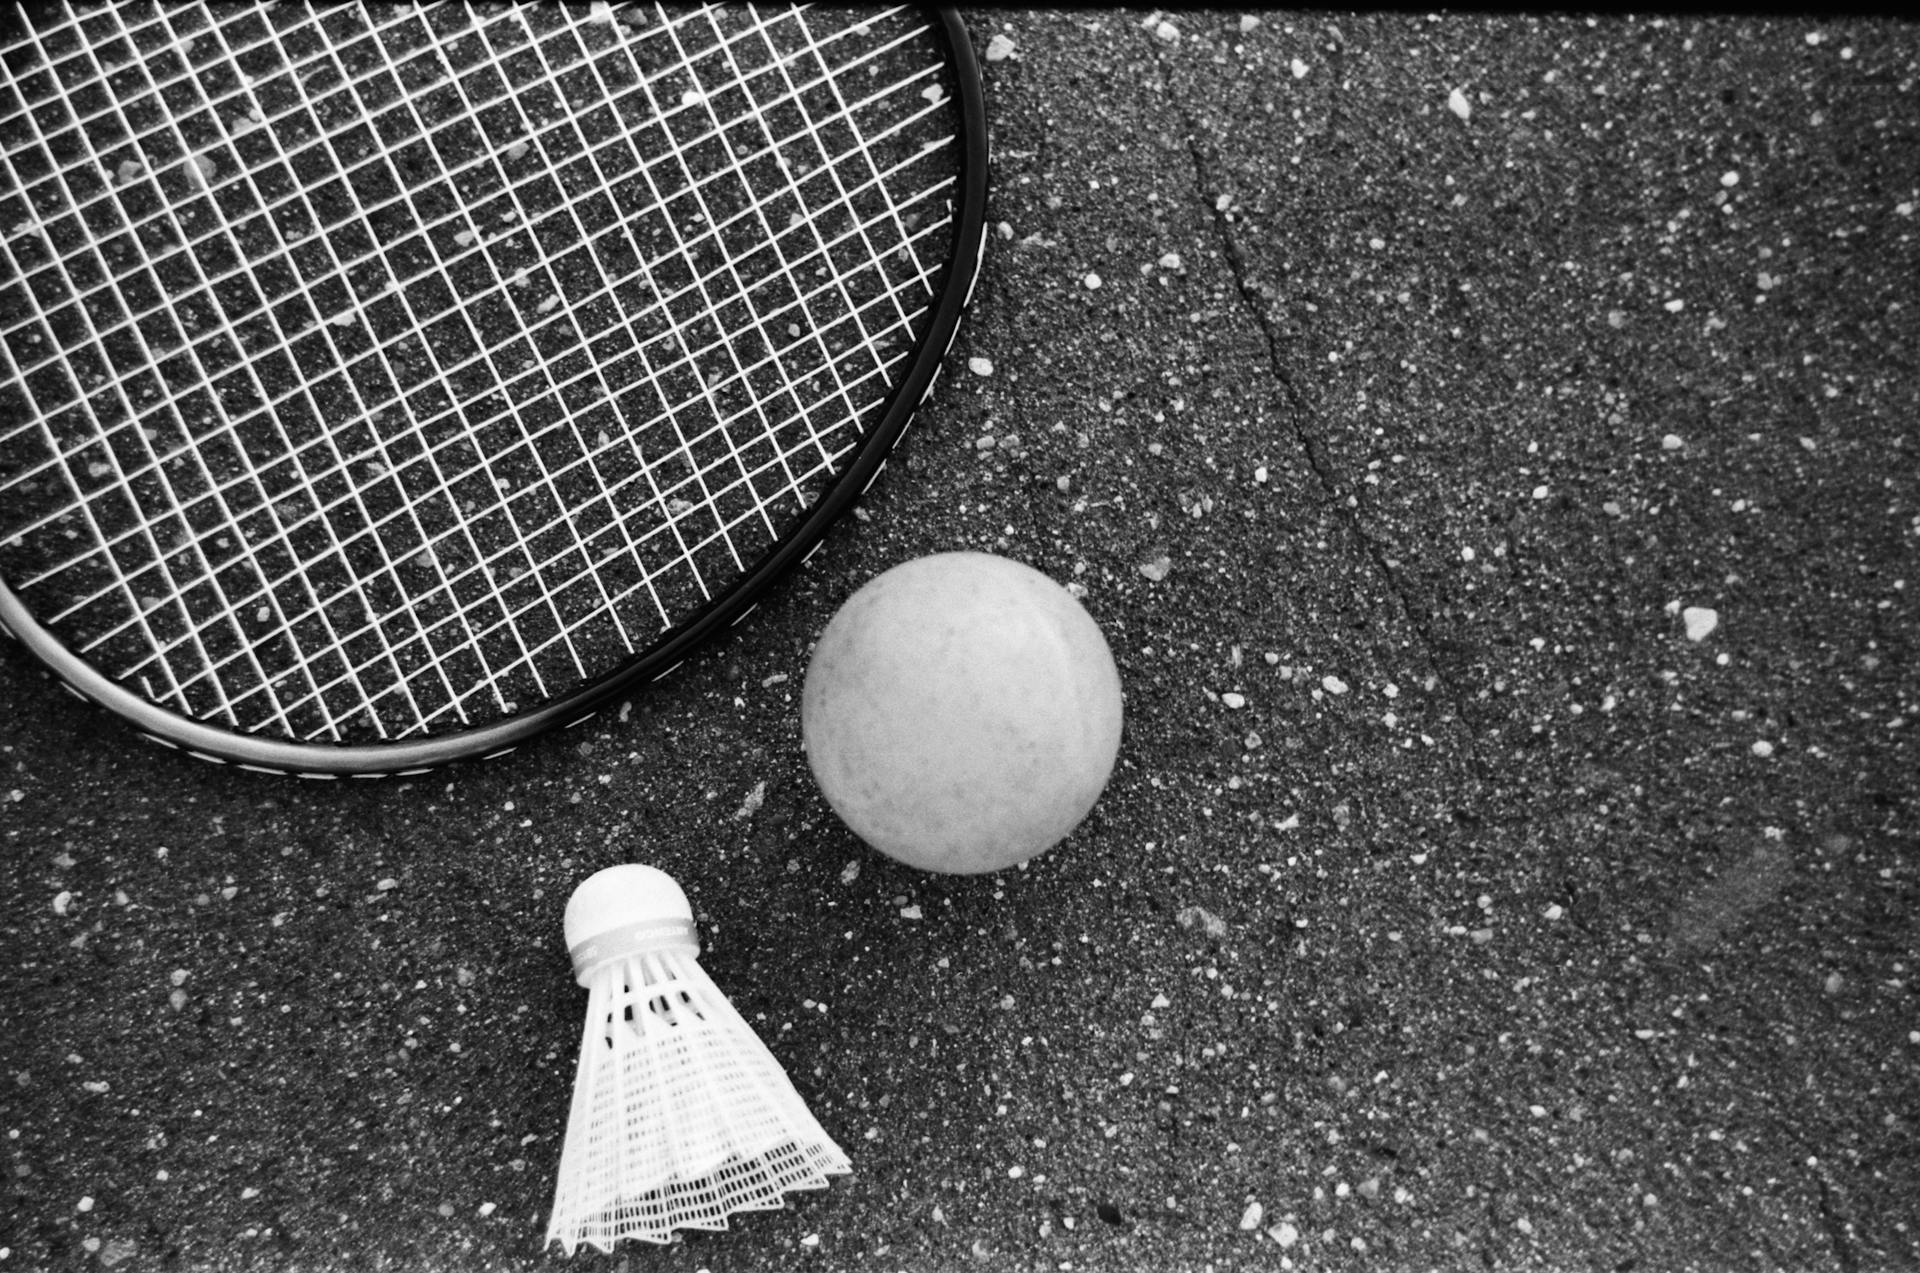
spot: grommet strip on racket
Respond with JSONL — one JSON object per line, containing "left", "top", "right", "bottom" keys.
{"left": 0, "top": 3, "right": 989, "bottom": 775}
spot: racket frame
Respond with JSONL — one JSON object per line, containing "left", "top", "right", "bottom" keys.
{"left": 0, "top": 6, "right": 991, "bottom": 777}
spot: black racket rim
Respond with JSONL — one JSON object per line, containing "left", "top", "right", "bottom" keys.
{"left": 0, "top": 5, "right": 991, "bottom": 778}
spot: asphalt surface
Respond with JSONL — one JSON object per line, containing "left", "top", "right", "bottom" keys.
{"left": 3, "top": 10, "right": 1918, "bottom": 1272}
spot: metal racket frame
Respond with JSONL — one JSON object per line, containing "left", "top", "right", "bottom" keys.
{"left": 0, "top": 5, "right": 990, "bottom": 776}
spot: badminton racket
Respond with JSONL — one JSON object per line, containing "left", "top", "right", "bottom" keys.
{"left": 0, "top": 3, "right": 989, "bottom": 775}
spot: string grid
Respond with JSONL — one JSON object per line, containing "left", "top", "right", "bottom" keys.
{"left": 0, "top": 3, "right": 960, "bottom": 743}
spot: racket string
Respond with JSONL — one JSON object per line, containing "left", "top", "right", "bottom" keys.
{"left": 11, "top": 9, "right": 944, "bottom": 556}
{"left": 1, "top": 2, "right": 963, "bottom": 741}
{"left": 2, "top": 8, "right": 350, "bottom": 736}
{"left": 7, "top": 6, "right": 491, "bottom": 736}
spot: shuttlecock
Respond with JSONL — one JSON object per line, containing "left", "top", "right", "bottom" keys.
{"left": 545, "top": 864, "right": 851, "bottom": 1253}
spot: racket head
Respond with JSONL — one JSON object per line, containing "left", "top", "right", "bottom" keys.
{"left": 0, "top": 3, "right": 989, "bottom": 776}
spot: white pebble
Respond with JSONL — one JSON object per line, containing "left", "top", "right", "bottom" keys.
{"left": 1159, "top": 251, "right": 1183, "bottom": 269}
{"left": 1751, "top": 740, "right": 1775, "bottom": 758}
{"left": 505, "top": 141, "right": 530, "bottom": 161}
{"left": 1269, "top": 1220, "right": 1299, "bottom": 1247}
{"left": 1221, "top": 692, "right": 1246, "bottom": 710}
{"left": 1447, "top": 88, "right": 1471, "bottom": 120}
{"left": 681, "top": 89, "right": 704, "bottom": 107}
{"left": 376, "top": 877, "right": 398, "bottom": 891}
{"left": 968, "top": 356, "right": 994, "bottom": 377}
{"left": 1664, "top": 298, "right": 1686, "bottom": 313}
{"left": 1290, "top": 58, "right": 1308, "bottom": 79}
{"left": 1662, "top": 433, "right": 1684, "bottom": 450}
{"left": 1153, "top": 20, "right": 1178, "bottom": 42}
{"left": 900, "top": 904, "right": 923, "bottom": 920}
{"left": 1241, "top": 16, "right": 1261, "bottom": 34}
{"left": 1720, "top": 170, "right": 1741, "bottom": 188}
{"left": 1682, "top": 607, "right": 1719, "bottom": 642}
{"left": 985, "top": 33, "right": 1015, "bottom": 62}
{"left": 53, "top": 891, "right": 72, "bottom": 915}
{"left": 1083, "top": 272, "right": 1102, "bottom": 290}
{"left": 1322, "top": 675, "right": 1348, "bottom": 695}
{"left": 187, "top": 151, "right": 217, "bottom": 186}
{"left": 478, "top": 1201, "right": 497, "bottom": 1217}
{"left": 1240, "top": 1201, "right": 1264, "bottom": 1230}
{"left": 1531, "top": 485, "right": 1550, "bottom": 500}
{"left": 1544, "top": 904, "right": 1564, "bottom": 921}
{"left": 1461, "top": 546, "right": 1475, "bottom": 561}
{"left": 78, "top": 1196, "right": 94, "bottom": 1212}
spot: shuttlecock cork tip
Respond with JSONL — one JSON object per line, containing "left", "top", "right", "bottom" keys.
{"left": 563, "top": 864, "right": 698, "bottom": 984}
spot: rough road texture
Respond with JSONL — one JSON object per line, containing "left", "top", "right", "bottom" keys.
{"left": 3, "top": 11, "right": 1916, "bottom": 1273}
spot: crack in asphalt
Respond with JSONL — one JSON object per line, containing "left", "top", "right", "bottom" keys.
{"left": 1158, "top": 110, "right": 1495, "bottom": 790}
{"left": 1815, "top": 1171, "right": 1863, "bottom": 1273}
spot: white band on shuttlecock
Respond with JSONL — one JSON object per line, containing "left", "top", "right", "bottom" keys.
{"left": 569, "top": 916, "right": 700, "bottom": 980}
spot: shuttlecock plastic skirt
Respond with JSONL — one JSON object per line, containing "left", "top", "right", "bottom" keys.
{"left": 546, "top": 950, "right": 851, "bottom": 1253}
